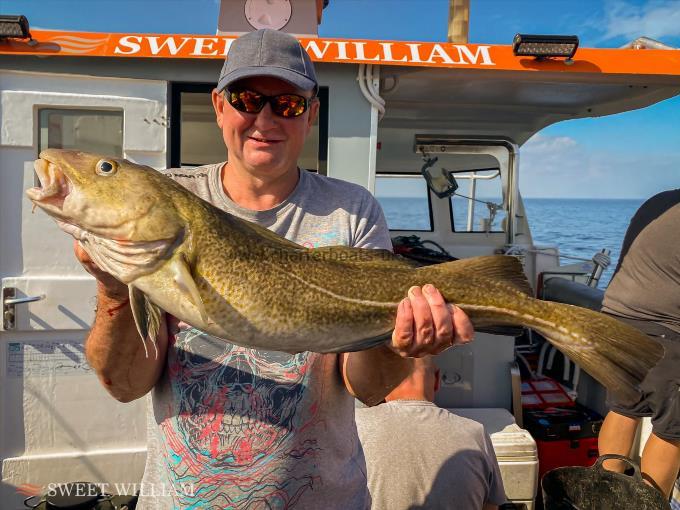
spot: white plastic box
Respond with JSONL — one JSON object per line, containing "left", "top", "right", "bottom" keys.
{"left": 450, "top": 408, "right": 538, "bottom": 510}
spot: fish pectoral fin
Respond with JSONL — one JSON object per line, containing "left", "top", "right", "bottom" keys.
{"left": 170, "top": 255, "right": 209, "bottom": 324}
{"left": 129, "top": 285, "right": 162, "bottom": 359}
{"left": 129, "top": 285, "right": 148, "bottom": 341}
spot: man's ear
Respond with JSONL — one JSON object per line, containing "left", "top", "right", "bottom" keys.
{"left": 212, "top": 88, "right": 224, "bottom": 128}
{"left": 306, "top": 97, "right": 320, "bottom": 134}
{"left": 434, "top": 368, "right": 441, "bottom": 393}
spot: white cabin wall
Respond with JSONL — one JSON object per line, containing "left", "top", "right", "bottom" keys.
{"left": 317, "top": 64, "right": 375, "bottom": 189}
{"left": 0, "top": 69, "right": 165, "bottom": 504}
{"left": 0, "top": 71, "right": 167, "bottom": 277}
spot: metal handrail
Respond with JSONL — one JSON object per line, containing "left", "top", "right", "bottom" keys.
{"left": 448, "top": 169, "right": 501, "bottom": 231}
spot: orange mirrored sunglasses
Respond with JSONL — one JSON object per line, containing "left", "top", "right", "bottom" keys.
{"left": 226, "top": 88, "right": 309, "bottom": 118}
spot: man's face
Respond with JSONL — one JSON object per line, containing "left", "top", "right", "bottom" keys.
{"left": 211, "top": 76, "right": 319, "bottom": 179}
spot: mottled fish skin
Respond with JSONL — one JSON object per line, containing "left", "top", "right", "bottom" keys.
{"left": 27, "top": 149, "right": 664, "bottom": 405}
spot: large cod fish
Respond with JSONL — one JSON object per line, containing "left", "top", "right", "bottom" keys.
{"left": 27, "top": 149, "right": 663, "bottom": 404}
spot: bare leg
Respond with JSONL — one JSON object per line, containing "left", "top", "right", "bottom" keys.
{"left": 599, "top": 411, "right": 640, "bottom": 472}
{"left": 640, "top": 433, "right": 680, "bottom": 498}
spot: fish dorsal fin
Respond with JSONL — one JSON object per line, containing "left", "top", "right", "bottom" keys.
{"left": 170, "top": 254, "right": 209, "bottom": 323}
{"left": 307, "top": 246, "right": 418, "bottom": 269}
{"left": 430, "top": 255, "right": 533, "bottom": 295}
{"left": 129, "top": 285, "right": 162, "bottom": 359}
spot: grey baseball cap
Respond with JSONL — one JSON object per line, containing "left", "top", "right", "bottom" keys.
{"left": 217, "top": 29, "right": 318, "bottom": 94}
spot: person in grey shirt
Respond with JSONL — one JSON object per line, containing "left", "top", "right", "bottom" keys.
{"left": 356, "top": 357, "right": 506, "bottom": 510}
{"left": 74, "top": 29, "right": 475, "bottom": 509}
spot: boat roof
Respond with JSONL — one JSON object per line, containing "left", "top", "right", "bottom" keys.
{"left": 3, "top": 30, "right": 680, "bottom": 145}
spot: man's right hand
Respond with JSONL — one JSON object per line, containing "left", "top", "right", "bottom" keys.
{"left": 74, "top": 240, "right": 127, "bottom": 299}
{"left": 75, "top": 239, "right": 167, "bottom": 402}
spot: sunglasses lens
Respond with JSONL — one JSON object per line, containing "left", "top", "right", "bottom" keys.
{"left": 227, "top": 89, "right": 308, "bottom": 118}
{"left": 272, "top": 94, "right": 307, "bottom": 118}
{"left": 228, "top": 90, "right": 265, "bottom": 113}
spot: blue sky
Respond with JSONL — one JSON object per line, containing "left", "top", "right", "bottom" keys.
{"left": 2, "top": 0, "right": 679, "bottom": 198}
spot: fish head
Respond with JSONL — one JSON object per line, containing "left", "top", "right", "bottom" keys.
{"left": 27, "top": 149, "right": 189, "bottom": 283}
{"left": 27, "top": 149, "right": 185, "bottom": 242}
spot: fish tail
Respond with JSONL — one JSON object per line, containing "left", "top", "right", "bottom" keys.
{"left": 475, "top": 297, "right": 664, "bottom": 405}
{"left": 525, "top": 301, "right": 663, "bottom": 404}
{"left": 423, "top": 255, "right": 664, "bottom": 404}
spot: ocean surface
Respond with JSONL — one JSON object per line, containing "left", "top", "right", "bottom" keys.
{"left": 377, "top": 197, "right": 645, "bottom": 289}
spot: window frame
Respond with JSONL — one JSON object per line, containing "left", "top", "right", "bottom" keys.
{"left": 447, "top": 167, "right": 507, "bottom": 234}
{"left": 374, "top": 171, "right": 434, "bottom": 232}
{"left": 37, "top": 107, "right": 124, "bottom": 157}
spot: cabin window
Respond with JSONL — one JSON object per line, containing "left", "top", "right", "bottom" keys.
{"left": 178, "top": 92, "right": 225, "bottom": 167}
{"left": 375, "top": 174, "right": 432, "bottom": 231}
{"left": 171, "top": 84, "right": 328, "bottom": 173}
{"left": 38, "top": 109, "right": 123, "bottom": 156}
{"left": 449, "top": 169, "right": 506, "bottom": 233}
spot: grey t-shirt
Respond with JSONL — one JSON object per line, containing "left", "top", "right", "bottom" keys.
{"left": 602, "top": 190, "right": 680, "bottom": 333}
{"left": 138, "top": 163, "right": 392, "bottom": 509}
{"left": 355, "top": 401, "right": 506, "bottom": 510}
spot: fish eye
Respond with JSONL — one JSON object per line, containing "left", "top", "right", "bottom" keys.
{"left": 96, "top": 159, "right": 117, "bottom": 176}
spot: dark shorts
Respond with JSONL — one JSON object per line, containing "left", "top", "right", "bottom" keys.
{"left": 605, "top": 316, "right": 680, "bottom": 441}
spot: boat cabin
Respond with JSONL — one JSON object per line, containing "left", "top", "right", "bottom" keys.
{"left": 1, "top": 4, "right": 680, "bottom": 508}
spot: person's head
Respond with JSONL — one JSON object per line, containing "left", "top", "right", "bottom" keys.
{"left": 385, "top": 356, "right": 441, "bottom": 403}
{"left": 212, "top": 29, "right": 320, "bottom": 180}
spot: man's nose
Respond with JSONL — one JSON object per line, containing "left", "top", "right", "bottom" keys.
{"left": 253, "top": 102, "right": 278, "bottom": 130}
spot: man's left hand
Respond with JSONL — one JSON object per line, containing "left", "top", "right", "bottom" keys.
{"left": 390, "top": 284, "right": 474, "bottom": 357}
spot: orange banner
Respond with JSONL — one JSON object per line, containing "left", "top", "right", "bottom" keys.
{"left": 2, "top": 30, "right": 680, "bottom": 76}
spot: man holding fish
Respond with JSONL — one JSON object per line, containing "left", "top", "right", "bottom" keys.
{"left": 76, "top": 30, "right": 473, "bottom": 509}
{"left": 28, "top": 27, "right": 665, "bottom": 510}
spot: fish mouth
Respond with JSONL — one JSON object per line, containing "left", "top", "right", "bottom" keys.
{"left": 26, "top": 157, "right": 72, "bottom": 213}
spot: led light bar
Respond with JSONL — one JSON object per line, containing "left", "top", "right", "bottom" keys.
{"left": 512, "top": 34, "right": 579, "bottom": 59}
{"left": 0, "top": 15, "right": 31, "bottom": 40}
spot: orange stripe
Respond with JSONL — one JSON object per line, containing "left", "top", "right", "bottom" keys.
{"left": 1, "top": 29, "right": 680, "bottom": 76}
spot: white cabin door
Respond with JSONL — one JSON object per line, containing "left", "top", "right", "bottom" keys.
{"left": 0, "top": 70, "right": 167, "bottom": 507}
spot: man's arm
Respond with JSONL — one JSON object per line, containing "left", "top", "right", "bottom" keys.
{"left": 77, "top": 242, "right": 167, "bottom": 402}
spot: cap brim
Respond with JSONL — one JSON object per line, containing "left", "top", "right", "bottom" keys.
{"left": 217, "top": 66, "right": 317, "bottom": 93}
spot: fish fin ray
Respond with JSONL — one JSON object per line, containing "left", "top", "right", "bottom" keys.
{"left": 531, "top": 303, "right": 664, "bottom": 405}
{"left": 129, "top": 286, "right": 148, "bottom": 350}
{"left": 430, "top": 255, "right": 533, "bottom": 296}
{"left": 171, "top": 255, "right": 209, "bottom": 324}
{"left": 129, "top": 286, "right": 161, "bottom": 359}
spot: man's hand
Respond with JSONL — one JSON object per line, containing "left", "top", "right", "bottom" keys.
{"left": 390, "top": 284, "right": 474, "bottom": 357}
{"left": 74, "top": 240, "right": 127, "bottom": 299}
{"left": 75, "top": 239, "right": 167, "bottom": 402}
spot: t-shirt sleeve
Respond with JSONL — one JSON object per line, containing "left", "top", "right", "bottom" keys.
{"left": 482, "top": 432, "right": 507, "bottom": 505}
{"left": 352, "top": 191, "right": 393, "bottom": 251}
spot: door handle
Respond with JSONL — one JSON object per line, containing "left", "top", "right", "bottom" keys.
{"left": 4, "top": 295, "right": 45, "bottom": 305}
{"left": 2, "top": 287, "right": 45, "bottom": 330}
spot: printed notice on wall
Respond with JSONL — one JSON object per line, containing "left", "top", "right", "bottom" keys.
{"left": 7, "top": 341, "right": 92, "bottom": 377}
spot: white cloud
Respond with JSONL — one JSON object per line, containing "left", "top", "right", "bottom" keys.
{"left": 601, "top": 0, "right": 680, "bottom": 42}
{"left": 519, "top": 133, "right": 680, "bottom": 198}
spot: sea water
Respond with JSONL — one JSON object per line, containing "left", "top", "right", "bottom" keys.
{"left": 523, "top": 198, "right": 644, "bottom": 289}
{"left": 378, "top": 197, "right": 645, "bottom": 289}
